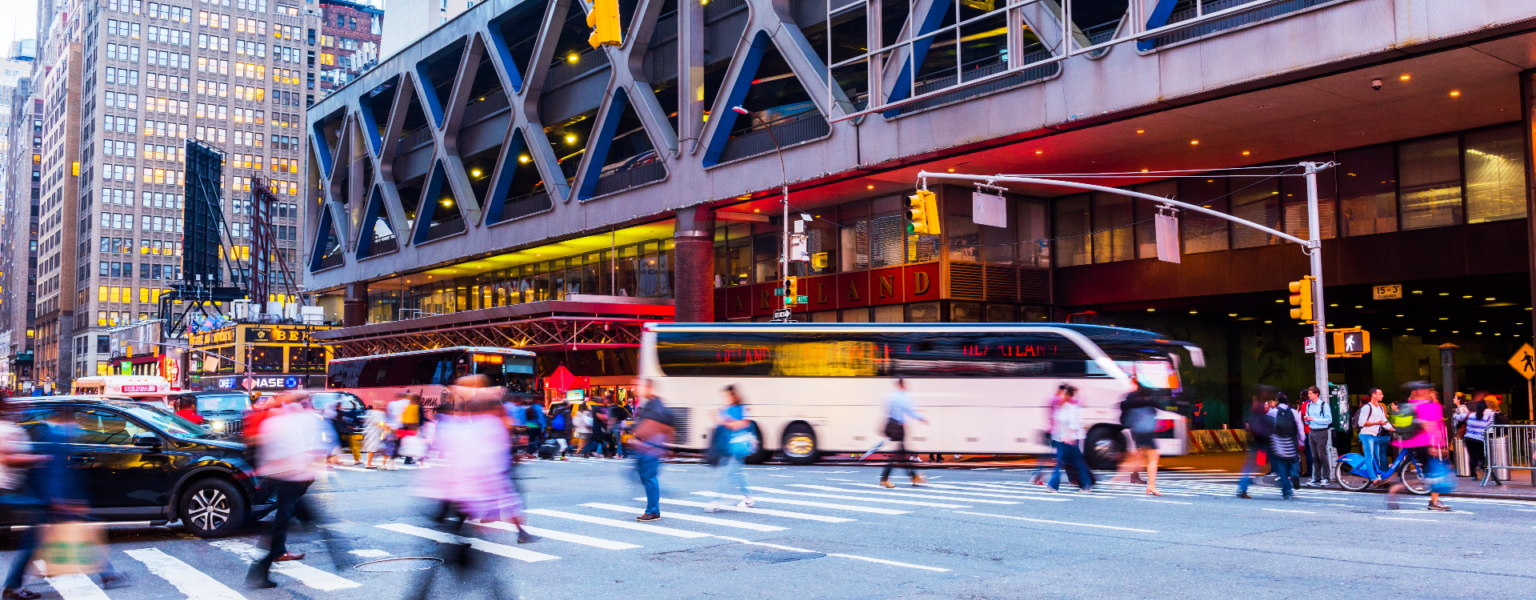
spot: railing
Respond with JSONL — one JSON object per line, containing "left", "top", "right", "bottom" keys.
{"left": 423, "top": 217, "right": 465, "bottom": 241}
{"left": 899, "top": 50, "right": 1058, "bottom": 115}
{"left": 1146, "top": 0, "right": 1335, "bottom": 49}
{"left": 498, "top": 190, "right": 552, "bottom": 222}
{"left": 651, "top": 12, "right": 677, "bottom": 43}
{"left": 362, "top": 235, "right": 398, "bottom": 257}
{"left": 704, "top": 0, "right": 746, "bottom": 22}
{"left": 1482, "top": 424, "right": 1536, "bottom": 486}
{"left": 317, "top": 248, "right": 346, "bottom": 270}
{"left": 718, "top": 111, "right": 831, "bottom": 163}
{"left": 593, "top": 159, "right": 667, "bottom": 196}
{"left": 398, "top": 126, "right": 433, "bottom": 153}
{"left": 460, "top": 89, "right": 510, "bottom": 127}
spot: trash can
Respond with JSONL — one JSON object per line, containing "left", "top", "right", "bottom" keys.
{"left": 1488, "top": 434, "right": 1511, "bottom": 482}
{"left": 1455, "top": 437, "right": 1471, "bottom": 477}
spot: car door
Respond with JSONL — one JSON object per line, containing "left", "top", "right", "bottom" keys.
{"left": 69, "top": 408, "right": 176, "bottom": 508}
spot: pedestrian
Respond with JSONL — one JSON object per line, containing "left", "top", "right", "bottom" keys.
{"left": 1046, "top": 384, "right": 1092, "bottom": 493}
{"left": 1267, "top": 391, "right": 1306, "bottom": 500}
{"left": 608, "top": 397, "right": 632, "bottom": 459}
{"left": 628, "top": 379, "right": 674, "bottom": 522}
{"left": 174, "top": 395, "right": 203, "bottom": 425}
{"left": 589, "top": 398, "right": 610, "bottom": 458}
{"left": 706, "top": 385, "right": 756, "bottom": 512}
{"left": 573, "top": 403, "right": 592, "bottom": 457}
{"left": 879, "top": 379, "right": 929, "bottom": 489}
{"left": 327, "top": 396, "right": 365, "bottom": 466}
{"left": 1236, "top": 386, "right": 1277, "bottom": 499}
{"left": 1455, "top": 391, "right": 1499, "bottom": 485}
{"left": 546, "top": 401, "right": 570, "bottom": 459}
{"left": 247, "top": 392, "right": 336, "bottom": 589}
{"left": 1300, "top": 386, "right": 1332, "bottom": 487}
{"left": 361, "top": 402, "right": 390, "bottom": 469}
{"left": 1356, "top": 388, "right": 1391, "bottom": 480}
{"left": 0, "top": 396, "right": 76, "bottom": 600}
{"left": 1388, "top": 381, "right": 1452, "bottom": 511}
{"left": 1115, "top": 385, "right": 1162, "bottom": 496}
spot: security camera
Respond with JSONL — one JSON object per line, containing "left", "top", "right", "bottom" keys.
{"left": 1371, "top": 79, "right": 1383, "bottom": 91}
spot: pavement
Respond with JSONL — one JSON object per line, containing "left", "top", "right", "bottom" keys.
{"left": 5, "top": 454, "right": 1536, "bottom": 600}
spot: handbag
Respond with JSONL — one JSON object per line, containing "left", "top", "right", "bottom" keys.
{"left": 727, "top": 424, "right": 759, "bottom": 458}
{"left": 882, "top": 418, "right": 905, "bottom": 441}
{"left": 39, "top": 521, "right": 106, "bottom": 577}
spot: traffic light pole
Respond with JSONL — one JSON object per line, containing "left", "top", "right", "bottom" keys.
{"left": 916, "top": 162, "right": 1335, "bottom": 392}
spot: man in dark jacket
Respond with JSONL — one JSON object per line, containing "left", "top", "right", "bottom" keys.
{"left": 1236, "top": 385, "right": 1278, "bottom": 499}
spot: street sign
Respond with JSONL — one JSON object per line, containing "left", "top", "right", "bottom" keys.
{"left": 1372, "top": 284, "right": 1402, "bottom": 300}
{"left": 1303, "top": 337, "right": 1316, "bottom": 354}
{"left": 1507, "top": 344, "right": 1536, "bottom": 380}
{"left": 241, "top": 375, "right": 256, "bottom": 391}
{"left": 772, "top": 309, "right": 792, "bottom": 320}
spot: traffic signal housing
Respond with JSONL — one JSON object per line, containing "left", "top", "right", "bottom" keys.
{"left": 907, "top": 190, "right": 940, "bottom": 235}
{"left": 1288, "top": 276, "right": 1315, "bottom": 322}
{"left": 586, "top": 0, "right": 622, "bottom": 49}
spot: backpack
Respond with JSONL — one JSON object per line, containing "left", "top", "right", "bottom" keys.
{"left": 524, "top": 406, "right": 538, "bottom": 424}
{"left": 1389, "top": 403, "right": 1421, "bottom": 439}
{"left": 552, "top": 413, "right": 566, "bottom": 431}
{"left": 1272, "top": 406, "right": 1298, "bottom": 438}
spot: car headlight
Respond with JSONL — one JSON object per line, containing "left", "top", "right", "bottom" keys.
{"left": 210, "top": 420, "right": 227, "bottom": 433}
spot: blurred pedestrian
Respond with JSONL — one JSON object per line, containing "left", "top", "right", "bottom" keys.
{"left": 1356, "top": 388, "right": 1391, "bottom": 480}
{"left": 880, "top": 379, "right": 929, "bottom": 489}
{"left": 1236, "top": 386, "right": 1277, "bottom": 499}
{"left": 629, "top": 379, "right": 674, "bottom": 522}
{"left": 1388, "top": 381, "right": 1451, "bottom": 511}
{"left": 174, "top": 395, "right": 203, "bottom": 425}
{"left": 706, "top": 385, "right": 756, "bottom": 512}
{"left": 590, "top": 397, "right": 611, "bottom": 458}
{"left": 361, "top": 402, "right": 390, "bottom": 469}
{"left": 1267, "top": 391, "right": 1306, "bottom": 500}
{"left": 0, "top": 397, "right": 90, "bottom": 600}
{"left": 608, "top": 397, "right": 632, "bottom": 459}
{"left": 247, "top": 392, "right": 336, "bottom": 589}
{"left": 1115, "top": 386, "right": 1161, "bottom": 496}
{"left": 1046, "top": 384, "right": 1091, "bottom": 493}
{"left": 1300, "top": 386, "right": 1332, "bottom": 487}
{"left": 327, "top": 396, "right": 365, "bottom": 465}
{"left": 1456, "top": 393, "right": 1499, "bottom": 485}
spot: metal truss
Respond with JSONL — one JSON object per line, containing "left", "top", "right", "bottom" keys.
{"left": 325, "top": 316, "right": 656, "bottom": 359}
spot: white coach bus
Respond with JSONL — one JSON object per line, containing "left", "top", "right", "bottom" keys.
{"left": 638, "top": 323, "right": 1202, "bottom": 467}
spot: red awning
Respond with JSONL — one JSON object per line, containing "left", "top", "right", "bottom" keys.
{"left": 545, "top": 365, "right": 590, "bottom": 393}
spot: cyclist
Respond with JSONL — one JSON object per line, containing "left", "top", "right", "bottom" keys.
{"left": 1388, "top": 381, "right": 1450, "bottom": 511}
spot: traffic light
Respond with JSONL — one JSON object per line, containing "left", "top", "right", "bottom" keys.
{"left": 907, "top": 190, "right": 939, "bottom": 235}
{"left": 1288, "top": 276, "right": 1315, "bottom": 322}
{"left": 785, "top": 277, "right": 798, "bottom": 305}
{"left": 586, "top": 0, "right": 622, "bottom": 49}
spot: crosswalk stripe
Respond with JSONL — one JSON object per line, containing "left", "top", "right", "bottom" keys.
{"left": 825, "top": 553, "right": 951, "bottom": 572}
{"left": 31, "top": 561, "right": 109, "bottom": 600}
{"left": 581, "top": 503, "right": 787, "bottom": 531}
{"left": 472, "top": 521, "right": 641, "bottom": 550}
{"left": 525, "top": 508, "right": 713, "bottom": 538}
{"left": 124, "top": 548, "right": 247, "bottom": 600}
{"left": 375, "top": 523, "right": 560, "bottom": 563}
{"left": 692, "top": 491, "right": 910, "bottom": 515}
{"left": 837, "top": 481, "right": 1069, "bottom": 502}
{"left": 788, "top": 484, "right": 1020, "bottom": 505}
{"left": 954, "top": 511, "right": 1159, "bottom": 533}
{"left": 646, "top": 498, "right": 856, "bottom": 523}
{"left": 208, "top": 540, "right": 363, "bottom": 591}
{"left": 746, "top": 486, "right": 971, "bottom": 508}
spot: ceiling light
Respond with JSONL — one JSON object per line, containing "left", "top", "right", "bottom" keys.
{"left": 1407, "top": 328, "right": 1414, "bottom": 331}
{"left": 1035, "top": 150, "right": 1043, "bottom": 155}
{"left": 947, "top": 168, "right": 955, "bottom": 172}
{"left": 1141, "top": 168, "right": 1149, "bottom": 172}
{"left": 565, "top": 135, "right": 577, "bottom": 144}
{"left": 1264, "top": 320, "right": 1272, "bottom": 324}
{"left": 1228, "top": 313, "right": 1238, "bottom": 317}
{"left": 1190, "top": 140, "right": 1199, "bottom": 145}
{"left": 1412, "top": 290, "right": 1422, "bottom": 294}
{"left": 1329, "top": 303, "right": 1338, "bottom": 307}
{"left": 1242, "top": 151, "right": 1250, "bottom": 156}
{"left": 567, "top": 53, "right": 579, "bottom": 63}
{"left": 867, "top": 184, "right": 874, "bottom": 189}
{"left": 1355, "top": 305, "right": 1362, "bottom": 309}
{"left": 1486, "top": 297, "right": 1495, "bottom": 301}
{"left": 1147, "top": 308, "right": 1155, "bottom": 312}
{"left": 1188, "top": 310, "right": 1197, "bottom": 315}
{"left": 1463, "top": 295, "right": 1472, "bottom": 299}
{"left": 1430, "top": 329, "right": 1436, "bottom": 333}
{"left": 1450, "top": 90, "right": 1460, "bottom": 97}
{"left": 519, "top": 155, "right": 530, "bottom": 163}
{"left": 1476, "top": 332, "right": 1483, "bottom": 335}
{"left": 1400, "top": 74, "right": 1410, "bottom": 81}
{"left": 1396, "top": 315, "right": 1404, "bottom": 318}
{"left": 1480, "top": 320, "right": 1487, "bottom": 323}
{"left": 1439, "top": 292, "right": 1448, "bottom": 296}
{"left": 1275, "top": 299, "right": 1283, "bottom": 303}
{"left": 1439, "top": 317, "right": 1448, "bottom": 321}
{"left": 470, "top": 168, "right": 482, "bottom": 177}
{"left": 1136, "top": 129, "right": 1144, "bottom": 134}
{"left": 1452, "top": 330, "right": 1459, "bottom": 334}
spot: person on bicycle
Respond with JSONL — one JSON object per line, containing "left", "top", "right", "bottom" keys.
{"left": 1388, "top": 381, "right": 1450, "bottom": 511}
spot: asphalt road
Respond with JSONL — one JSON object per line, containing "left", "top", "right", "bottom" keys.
{"left": 5, "top": 456, "right": 1535, "bottom": 600}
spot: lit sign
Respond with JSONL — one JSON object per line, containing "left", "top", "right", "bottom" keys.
{"left": 473, "top": 355, "right": 504, "bottom": 364}
{"left": 119, "top": 385, "right": 162, "bottom": 393}
{"left": 216, "top": 376, "right": 302, "bottom": 391}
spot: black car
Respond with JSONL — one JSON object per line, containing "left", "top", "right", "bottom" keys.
{"left": 3, "top": 396, "right": 273, "bottom": 538}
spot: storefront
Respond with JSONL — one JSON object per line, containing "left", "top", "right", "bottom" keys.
{"left": 186, "top": 323, "right": 335, "bottom": 391}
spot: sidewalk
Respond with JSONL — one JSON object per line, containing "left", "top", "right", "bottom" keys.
{"left": 1158, "top": 451, "right": 1536, "bottom": 501}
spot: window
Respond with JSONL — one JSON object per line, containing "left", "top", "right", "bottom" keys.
{"left": 1053, "top": 195, "right": 1090, "bottom": 267}
{"left": 1229, "top": 167, "right": 1283, "bottom": 249}
{"left": 1091, "top": 192, "right": 1133, "bottom": 262}
{"left": 75, "top": 409, "right": 148, "bottom": 445}
{"left": 1387, "top": 136, "right": 1462, "bottom": 233}
{"left": 1179, "top": 177, "right": 1229, "bottom": 254}
{"left": 1464, "top": 124, "right": 1526, "bottom": 224}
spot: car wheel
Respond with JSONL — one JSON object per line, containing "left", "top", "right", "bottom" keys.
{"left": 781, "top": 423, "right": 819, "bottom": 466}
{"left": 180, "top": 478, "right": 247, "bottom": 538}
{"left": 1084, "top": 426, "right": 1125, "bottom": 471}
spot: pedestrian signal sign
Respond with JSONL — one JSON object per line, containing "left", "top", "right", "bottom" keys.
{"left": 1328, "top": 328, "right": 1369, "bottom": 358}
{"left": 1508, "top": 343, "right": 1536, "bottom": 380}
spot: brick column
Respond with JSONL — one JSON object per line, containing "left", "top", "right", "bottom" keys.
{"left": 343, "top": 282, "right": 368, "bottom": 327}
{"left": 674, "top": 207, "right": 715, "bottom": 323}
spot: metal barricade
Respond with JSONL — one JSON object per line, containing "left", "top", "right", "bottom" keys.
{"left": 1481, "top": 424, "right": 1536, "bottom": 487}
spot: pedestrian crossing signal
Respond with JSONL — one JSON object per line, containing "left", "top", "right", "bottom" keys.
{"left": 1288, "top": 276, "right": 1314, "bottom": 323}
{"left": 1329, "top": 328, "right": 1369, "bottom": 357}
{"left": 907, "top": 190, "right": 939, "bottom": 235}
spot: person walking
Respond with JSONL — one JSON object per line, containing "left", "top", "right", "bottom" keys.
{"left": 1115, "top": 386, "right": 1162, "bottom": 496}
{"left": 1236, "top": 387, "right": 1277, "bottom": 499}
{"left": 589, "top": 398, "right": 611, "bottom": 458}
{"left": 1356, "top": 388, "right": 1391, "bottom": 480}
{"left": 880, "top": 379, "right": 929, "bottom": 489}
{"left": 361, "top": 402, "right": 390, "bottom": 469}
{"left": 1455, "top": 392, "right": 1500, "bottom": 485}
{"left": 1046, "top": 384, "right": 1092, "bottom": 493}
{"left": 1300, "top": 386, "right": 1332, "bottom": 487}
{"left": 1267, "top": 392, "right": 1306, "bottom": 500}
{"left": 247, "top": 392, "right": 335, "bottom": 589}
{"left": 706, "top": 385, "right": 756, "bottom": 512}
{"left": 629, "top": 379, "right": 674, "bottom": 522}
{"left": 1388, "top": 381, "right": 1452, "bottom": 511}
{"left": 573, "top": 404, "right": 593, "bottom": 458}
{"left": 608, "top": 398, "right": 633, "bottom": 459}
{"left": 327, "top": 396, "right": 365, "bottom": 466}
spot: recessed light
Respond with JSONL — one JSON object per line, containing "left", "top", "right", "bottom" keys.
{"left": 1264, "top": 320, "right": 1273, "bottom": 324}
{"left": 1486, "top": 297, "right": 1495, "bottom": 301}
{"left": 1242, "top": 151, "right": 1250, "bottom": 156}
{"left": 1136, "top": 129, "right": 1144, "bottom": 134}
{"left": 1189, "top": 310, "right": 1197, "bottom": 315}
{"left": 1400, "top": 74, "right": 1410, "bottom": 81}
{"left": 1141, "top": 168, "right": 1149, "bottom": 173}
{"left": 1396, "top": 315, "right": 1404, "bottom": 318}
{"left": 1329, "top": 303, "right": 1338, "bottom": 307}
{"left": 1035, "top": 150, "right": 1043, "bottom": 155}
{"left": 867, "top": 185, "right": 874, "bottom": 189}
{"left": 1354, "top": 305, "right": 1362, "bottom": 309}
{"left": 947, "top": 168, "right": 955, "bottom": 172}
{"left": 1275, "top": 299, "right": 1283, "bottom": 303}
{"left": 1407, "top": 328, "right": 1414, "bottom": 331}
{"left": 1463, "top": 295, "right": 1472, "bottom": 299}
{"left": 1190, "top": 140, "right": 1199, "bottom": 145}
{"left": 1476, "top": 332, "right": 1483, "bottom": 335}
{"left": 1452, "top": 331, "right": 1459, "bottom": 334}
{"left": 1228, "top": 313, "right": 1238, "bottom": 317}
{"left": 1147, "top": 308, "right": 1155, "bottom": 312}
{"left": 1480, "top": 320, "right": 1487, "bottom": 323}
{"left": 1430, "top": 329, "right": 1436, "bottom": 333}
{"left": 1439, "top": 317, "right": 1448, "bottom": 321}
{"left": 519, "top": 155, "right": 530, "bottom": 163}
{"left": 1450, "top": 90, "right": 1460, "bottom": 97}
{"left": 1411, "top": 290, "right": 1422, "bottom": 295}
{"left": 1438, "top": 292, "right": 1448, "bottom": 296}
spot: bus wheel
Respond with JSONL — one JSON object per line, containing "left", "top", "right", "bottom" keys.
{"left": 780, "top": 423, "right": 820, "bottom": 466}
{"left": 1084, "top": 427, "right": 1125, "bottom": 471}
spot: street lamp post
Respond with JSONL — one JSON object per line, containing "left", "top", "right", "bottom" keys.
{"left": 732, "top": 106, "right": 792, "bottom": 318}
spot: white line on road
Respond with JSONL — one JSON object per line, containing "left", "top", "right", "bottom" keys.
{"left": 747, "top": 486, "right": 970, "bottom": 508}
{"left": 350, "top": 549, "right": 391, "bottom": 558}
{"left": 1261, "top": 509, "right": 1316, "bottom": 514}
{"left": 209, "top": 540, "right": 363, "bottom": 591}
{"left": 693, "top": 491, "right": 910, "bottom": 515}
{"left": 954, "top": 511, "right": 1159, "bottom": 533}
{"left": 375, "top": 523, "right": 560, "bottom": 562}
{"left": 789, "top": 484, "right": 1021, "bottom": 505}
{"left": 713, "top": 536, "right": 819, "bottom": 553}
{"left": 123, "top": 548, "right": 247, "bottom": 600}
{"left": 764, "top": 475, "right": 795, "bottom": 478}
{"left": 583, "top": 503, "right": 787, "bottom": 531}
{"left": 32, "top": 561, "right": 109, "bottom": 600}
{"left": 827, "top": 553, "right": 951, "bottom": 572}
{"left": 472, "top": 520, "right": 641, "bottom": 550}
{"left": 646, "top": 498, "right": 855, "bottom": 522}
{"left": 526, "top": 508, "right": 713, "bottom": 538}
{"left": 1375, "top": 517, "right": 1438, "bottom": 523}
{"left": 1137, "top": 499, "right": 1193, "bottom": 505}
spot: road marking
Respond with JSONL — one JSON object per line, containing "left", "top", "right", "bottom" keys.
{"left": 714, "top": 536, "right": 819, "bottom": 553}
{"left": 375, "top": 523, "right": 560, "bottom": 562}
{"left": 693, "top": 492, "right": 910, "bottom": 515}
{"left": 331, "top": 465, "right": 373, "bottom": 473}
{"left": 789, "top": 484, "right": 1022, "bottom": 505}
{"left": 645, "top": 498, "right": 855, "bottom": 523}
{"left": 1137, "top": 499, "right": 1192, "bottom": 505}
{"left": 764, "top": 474, "right": 795, "bottom": 478}
{"left": 583, "top": 503, "right": 787, "bottom": 531}
{"left": 1261, "top": 509, "right": 1316, "bottom": 514}
{"left": 32, "top": 561, "right": 109, "bottom": 600}
{"left": 1375, "top": 517, "right": 1438, "bottom": 523}
{"left": 526, "top": 508, "right": 713, "bottom": 538}
{"left": 473, "top": 520, "right": 641, "bottom": 550}
{"left": 954, "top": 511, "right": 1158, "bottom": 533}
{"left": 827, "top": 553, "right": 951, "bottom": 572}
{"left": 209, "top": 540, "right": 362, "bottom": 591}
{"left": 900, "top": 482, "right": 1087, "bottom": 501}
{"left": 350, "top": 549, "right": 391, "bottom": 558}
{"left": 124, "top": 548, "right": 247, "bottom": 600}
{"left": 748, "top": 486, "right": 970, "bottom": 508}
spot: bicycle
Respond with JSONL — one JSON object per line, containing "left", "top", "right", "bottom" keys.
{"left": 1334, "top": 447, "right": 1429, "bottom": 494}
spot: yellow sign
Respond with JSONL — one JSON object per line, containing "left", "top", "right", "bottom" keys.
{"left": 1508, "top": 343, "right": 1536, "bottom": 381}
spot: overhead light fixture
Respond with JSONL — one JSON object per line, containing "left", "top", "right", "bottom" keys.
{"left": 1136, "top": 129, "right": 1144, "bottom": 134}
{"left": 1329, "top": 303, "right": 1338, "bottom": 307}
{"left": 567, "top": 53, "right": 579, "bottom": 63}
{"left": 1035, "top": 150, "right": 1043, "bottom": 155}
{"left": 1228, "top": 313, "right": 1238, "bottom": 317}
{"left": 1264, "top": 320, "right": 1273, "bottom": 324}
{"left": 565, "top": 135, "right": 577, "bottom": 144}
{"left": 519, "top": 155, "right": 530, "bottom": 163}
{"left": 1141, "top": 168, "right": 1149, "bottom": 172}
{"left": 1450, "top": 90, "right": 1460, "bottom": 97}
{"left": 470, "top": 168, "right": 482, "bottom": 177}
{"left": 1190, "top": 140, "right": 1199, "bottom": 145}
{"left": 1189, "top": 310, "right": 1197, "bottom": 315}
{"left": 947, "top": 168, "right": 955, "bottom": 172}
{"left": 1242, "top": 151, "right": 1250, "bottom": 156}
{"left": 1486, "top": 297, "right": 1495, "bottom": 301}
{"left": 1439, "top": 292, "right": 1448, "bottom": 296}
{"left": 1146, "top": 308, "right": 1155, "bottom": 312}
{"left": 1463, "top": 295, "right": 1473, "bottom": 299}
{"left": 1400, "top": 74, "right": 1410, "bottom": 81}
{"left": 867, "top": 184, "right": 874, "bottom": 189}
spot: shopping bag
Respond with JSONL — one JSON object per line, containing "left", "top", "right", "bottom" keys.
{"left": 39, "top": 521, "right": 106, "bottom": 576}
{"left": 399, "top": 434, "right": 429, "bottom": 458}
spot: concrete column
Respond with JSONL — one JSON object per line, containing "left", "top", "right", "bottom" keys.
{"left": 343, "top": 282, "right": 368, "bottom": 327}
{"left": 674, "top": 207, "right": 715, "bottom": 323}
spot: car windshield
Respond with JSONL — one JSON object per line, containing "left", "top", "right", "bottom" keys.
{"left": 310, "top": 392, "right": 361, "bottom": 411}
{"left": 196, "top": 393, "right": 251, "bottom": 412}
{"left": 123, "top": 404, "right": 214, "bottom": 439}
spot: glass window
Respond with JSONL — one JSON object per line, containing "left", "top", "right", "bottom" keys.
{"left": 946, "top": 190, "right": 980, "bottom": 263}
{"left": 1179, "top": 177, "right": 1228, "bottom": 254}
{"left": 727, "top": 224, "right": 752, "bottom": 285}
{"left": 839, "top": 202, "right": 870, "bottom": 272}
{"left": 1091, "top": 192, "right": 1133, "bottom": 262}
{"left": 1279, "top": 157, "right": 1338, "bottom": 240}
{"left": 1132, "top": 181, "right": 1176, "bottom": 259}
{"left": 870, "top": 196, "right": 906, "bottom": 268}
{"left": 1464, "top": 124, "right": 1526, "bottom": 224}
{"left": 1053, "top": 194, "right": 1090, "bottom": 267}
{"left": 1230, "top": 168, "right": 1283, "bottom": 249}
{"left": 1338, "top": 145, "right": 1397, "bottom": 236}
{"left": 74, "top": 409, "right": 148, "bottom": 445}
{"left": 1398, "top": 136, "right": 1462, "bottom": 230}
{"left": 249, "top": 345, "right": 284, "bottom": 372}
